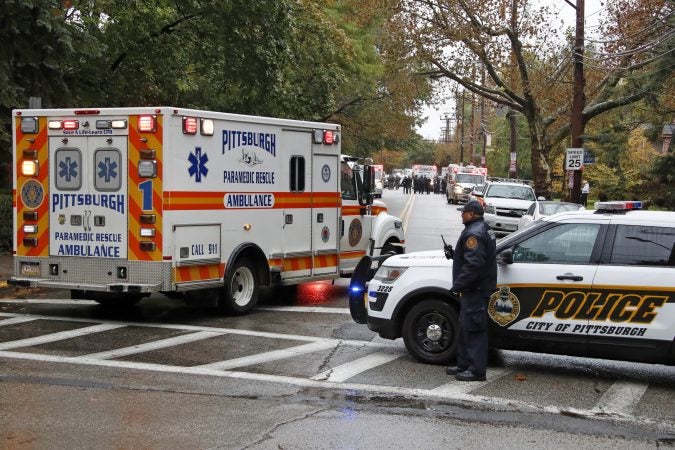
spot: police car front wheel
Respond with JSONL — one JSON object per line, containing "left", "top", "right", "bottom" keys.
{"left": 402, "top": 299, "right": 459, "bottom": 365}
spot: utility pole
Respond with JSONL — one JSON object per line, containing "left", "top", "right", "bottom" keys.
{"left": 459, "top": 91, "right": 465, "bottom": 164}
{"left": 508, "top": 0, "right": 518, "bottom": 178}
{"left": 480, "top": 65, "right": 487, "bottom": 167}
{"left": 570, "top": 0, "right": 586, "bottom": 202}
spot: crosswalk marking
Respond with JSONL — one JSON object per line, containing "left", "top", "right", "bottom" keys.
{"left": 75, "top": 331, "right": 226, "bottom": 360}
{"left": 591, "top": 380, "right": 650, "bottom": 416}
{"left": 197, "top": 340, "right": 337, "bottom": 370}
{"left": 0, "top": 316, "right": 40, "bottom": 327}
{"left": 311, "top": 351, "right": 402, "bottom": 382}
{"left": 0, "top": 323, "right": 125, "bottom": 350}
{"left": 429, "top": 368, "right": 510, "bottom": 395}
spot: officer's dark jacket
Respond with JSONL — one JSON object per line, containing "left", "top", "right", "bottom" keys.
{"left": 452, "top": 217, "right": 497, "bottom": 293}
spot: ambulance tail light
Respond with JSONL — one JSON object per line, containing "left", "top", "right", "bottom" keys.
{"left": 21, "top": 160, "right": 39, "bottom": 176}
{"left": 20, "top": 117, "right": 38, "bottom": 134}
{"left": 63, "top": 120, "right": 79, "bottom": 130}
{"left": 138, "top": 160, "right": 157, "bottom": 178}
{"left": 138, "top": 115, "right": 157, "bottom": 132}
{"left": 48, "top": 120, "right": 63, "bottom": 130}
{"left": 23, "top": 238, "right": 38, "bottom": 247}
{"left": 140, "top": 214, "right": 156, "bottom": 224}
{"left": 23, "top": 225, "right": 38, "bottom": 234}
{"left": 200, "top": 118, "right": 214, "bottom": 136}
{"left": 182, "top": 117, "right": 198, "bottom": 135}
{"left": 140, "top": 242, "right": 156, "bottom": 251}
{"left": 140, "top": 228, "right": 156, "bottom": 237}
{"left": 323, "top": 130, "right": 334, "bottom": 145}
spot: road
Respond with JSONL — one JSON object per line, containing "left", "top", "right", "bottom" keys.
{"left": 0, "top": 189, "right": 674, "bottom": 449}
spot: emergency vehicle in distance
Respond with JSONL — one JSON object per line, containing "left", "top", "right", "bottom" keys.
{"left": 11, "top": 107, "right": 405, "bottom": 314}
{"left": 446, "top": 165, "right": 487, "bottom": 204}
{"left": 349, "top": 201, "right": 675, "bottom": 366}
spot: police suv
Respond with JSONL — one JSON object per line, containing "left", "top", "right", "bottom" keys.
{"left": 349, "top": 201, "right": 675, "bottom": 366}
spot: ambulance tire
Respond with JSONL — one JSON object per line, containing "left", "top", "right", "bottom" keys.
{"left": 219, "top": 258, "right": 259, "bottom": 315}
{"left": 378, "top": 243, "right": 398, "bottom": 268}
{"left": 402, "top": 299, "right": 459, "bottom": 365}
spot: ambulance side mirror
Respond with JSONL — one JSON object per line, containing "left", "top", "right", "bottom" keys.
{"left": 360, "top": 165, "right": 374, "bottom": 206}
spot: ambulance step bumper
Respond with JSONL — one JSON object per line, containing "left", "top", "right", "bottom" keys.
{"left": 9, "top": 278, "right": 158, "bottom": 293}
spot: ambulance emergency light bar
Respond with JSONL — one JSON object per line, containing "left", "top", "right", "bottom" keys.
{"left": 312, "top": 129, "right": 340, "bottom": 145}
{"left": 594, "top": 200, "right": 643, "bottom": 211}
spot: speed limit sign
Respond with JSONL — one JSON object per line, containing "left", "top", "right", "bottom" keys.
{"left": 565, "top": 148, "right": 584, "bottom": 170}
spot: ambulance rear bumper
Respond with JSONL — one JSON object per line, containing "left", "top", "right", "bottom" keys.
{"left": 9, "top": 278, "right": 158, "bottom": 293}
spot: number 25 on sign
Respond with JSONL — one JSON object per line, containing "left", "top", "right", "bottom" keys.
{"left": 565, "top": 148, "right": 584, "bottom": 170}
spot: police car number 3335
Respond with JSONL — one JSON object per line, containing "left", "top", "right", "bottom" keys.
{"left": 349, "top": 201, "right": 675, "bottom": 366}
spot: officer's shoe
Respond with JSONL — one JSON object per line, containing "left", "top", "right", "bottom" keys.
{"left": 454, "top": 370, "right": 486, "bottom": 382}
{"left": 445, "top": 366, "right": 465, "bottom": 375}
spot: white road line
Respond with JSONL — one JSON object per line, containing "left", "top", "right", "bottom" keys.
{"left": 0, "top": 299, "right": 349, "bottom": 314}
{"left": 197, "top": 340, "right": 337, "bottom": 370}
{"left": 4, "top": 348, "right": 654, "bottom": 430}
{"left": 311, "top": 351, "right": 402, "bottom": 382}
{"left": 0, "top": 312, "right": 400, "bottom": 349}
{"left": 0, "top": 323, "right": 125, "bottom": 351}
{"left": 429, "top": 368, "right": 510, "bottom": 395}
{"left": 400, "top": 193, "right": 415, "bottom": 236}
{"left": 74, "top": 331, "right": 226, "bottom": 360}
{"left": 257, "top": 306, "right": 350, "bottom": 314}
{"left": 591, "top": 380, "right": 650, "bottom": 416}
{"left": 0, "top": 316, "right": 40, "bottom": 327}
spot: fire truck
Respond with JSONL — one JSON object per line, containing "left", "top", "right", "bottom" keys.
{"left": 10, "top": 107, "right": 405, "bottom": 313}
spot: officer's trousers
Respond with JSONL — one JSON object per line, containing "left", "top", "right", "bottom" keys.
{"left": 457, "top": 290, "right": 489, "bottom": 376}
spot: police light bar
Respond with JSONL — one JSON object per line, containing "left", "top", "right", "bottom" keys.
{"left": 182, "top": 117, "right": 197, "bottom": 135}
{"left": 138, "top": 115, "right": 157, "bottom": 132}
{"left": 594, "top": 200, "right": 643, "bottom": 211}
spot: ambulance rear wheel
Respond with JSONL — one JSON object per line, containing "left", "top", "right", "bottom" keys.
{"left": 402, "top": 299, "right": 458, "bottom": 365}
{"left": 219, "top": 258, "right": 259, "bottom": 315}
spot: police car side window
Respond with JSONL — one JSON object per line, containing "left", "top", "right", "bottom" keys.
{"left": 512, "top": 223, "right": 600, "bottom": 264}
{"left": 610, "top": 225, "right": 675, "bottom": 266}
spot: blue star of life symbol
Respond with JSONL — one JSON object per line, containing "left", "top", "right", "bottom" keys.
{"left": 58, "top": 157, "right": 78, "bottom": 182}
{"left": 97, "top": 157, "right": 118, "bottom": 182}
{"left": 188, "top": 147, "right": 209, "bottom": 182}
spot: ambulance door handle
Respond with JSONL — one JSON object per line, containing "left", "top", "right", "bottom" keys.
{"left": 556, "top": 274, "right": 583, "bottom": 281}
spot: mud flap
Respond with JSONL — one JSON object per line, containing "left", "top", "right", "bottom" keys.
{"left": 349, "top": 256, "right": 372, "bottom": 324}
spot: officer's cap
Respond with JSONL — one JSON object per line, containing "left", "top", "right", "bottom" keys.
{"left": 462, "top": 200, "right": 484, "bottom": 215}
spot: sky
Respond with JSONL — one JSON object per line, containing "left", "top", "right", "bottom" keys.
{"left": 416, "top": 0, "right": 607, "bottom": 140}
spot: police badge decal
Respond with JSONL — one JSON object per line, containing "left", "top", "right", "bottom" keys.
{"left": 488, "top": 286, "right": 520, "bottom": 326}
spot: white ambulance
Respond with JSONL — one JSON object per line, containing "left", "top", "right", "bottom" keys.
{"left": 11, "top": 107, "right": 405, "bottom": 313}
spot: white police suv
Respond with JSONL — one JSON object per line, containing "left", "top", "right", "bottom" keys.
{"left": 349, "top": 201, "right": 675, "bottom": 366}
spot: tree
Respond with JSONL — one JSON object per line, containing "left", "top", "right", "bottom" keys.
{"left": 391, "top": 0, "right": 674, "bottom": 197}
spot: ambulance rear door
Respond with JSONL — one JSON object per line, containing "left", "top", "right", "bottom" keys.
{"left": 49, "top": 135, "right": 128, "bottom": 259}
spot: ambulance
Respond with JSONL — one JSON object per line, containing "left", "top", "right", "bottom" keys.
{"left": 10, "top": 107, "right": 405, "bottom": 313}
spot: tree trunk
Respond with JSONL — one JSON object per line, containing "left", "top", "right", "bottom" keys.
{"left": 527, "top": 119, "right": 552, "bottom": 199}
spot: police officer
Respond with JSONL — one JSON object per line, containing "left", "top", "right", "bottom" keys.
{"left": 446, "top": 200, "right": 497, "bottom": 381}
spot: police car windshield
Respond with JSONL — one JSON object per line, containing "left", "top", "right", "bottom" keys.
{"left": 487, "top": 184, "right": 535, "bottom": 200}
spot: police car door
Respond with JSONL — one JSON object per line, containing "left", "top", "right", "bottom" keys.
{"left": 490, "top": 220, "right": 604, "bottom": 357}
{"left": 588, "top": 220, "right": 675, "bottom": 364}
{"left": 49, "top": 135, "right": 128, "bottom": 260}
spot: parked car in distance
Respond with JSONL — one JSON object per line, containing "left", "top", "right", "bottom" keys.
{"left": 518, "top": 200, "right": 585, "bottom": 229}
